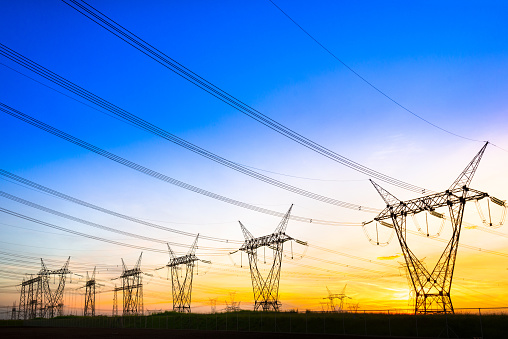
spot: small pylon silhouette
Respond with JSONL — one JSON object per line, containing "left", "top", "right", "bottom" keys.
{"left": 235, "top": 205, "right": 306, "bottom": 311}
{"left": 84, "top": 267, "right": 96, "bottom": 316}
{"left": 324, "top": 284, "right": 350, "bottom": 312}
{"left": 119, "top": 253, "right": 143, "bottom": 315}
{"left": 167, "top": 235, "right": 210, "bottom": 313}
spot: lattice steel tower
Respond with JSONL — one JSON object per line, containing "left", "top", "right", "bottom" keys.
{"left": 117, "top": 253, "right": 143, "bottom": 316}
{"left": 39, "top": 257, "right": 71, "bottom": 318}
{"left": 84, "top": 267, "right": 96, "bottom": 317}
{"left": 235, "top": 205, "right": 306, "bottom": 311}
{"left": 371, "top": 142, "right": 504, "bottom": 314}
{"left": 167, "top": 235, "right": 210, "bottom": 313}
{"left": 18, "top": 274, "right": 43, "bottom": 319}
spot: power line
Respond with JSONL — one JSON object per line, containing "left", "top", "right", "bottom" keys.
{"left": 60, "top": 0, "right": 432, "bottom": 194}
{"left": 0, "top": 102, "right": 365, "bottom": 227}
{"left": 0, "top": 61, "right": 366, "bottom": 185}
{"left": 0, "top": 44, "right": 376, "bottom": 212}
{"left": 0, "top": 190, "right": 235, "bottom": 252}
{"left": 267, "top": 0, "right": 492, "bottom": 145}
{"left": 0, "top": 169, "right": 241, "bottom": 244}
{"left": 0, "top": 206, "right": 171, "bottom": 254}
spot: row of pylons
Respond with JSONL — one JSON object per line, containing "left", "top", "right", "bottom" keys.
{"left": 13, "top": 143, "right": 507, "bottom": 317}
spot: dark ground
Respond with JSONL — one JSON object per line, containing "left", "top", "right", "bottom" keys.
{"left": 0, "top": 327, "right": 443, "bottom": 339}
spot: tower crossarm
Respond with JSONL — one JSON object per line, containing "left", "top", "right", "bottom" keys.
{"left": 120, "top": 268, "right": 142, "bottom": 278}
{"left": 22, "top": 276, "right": 42, "bottom": 285}
{"left": 374, "top": 188, "right": 488, "bottom": 222}
{"left": 239, "top": 233, "right": 294, "bottom": 252}
{"left": 167, "top": 254, "right": 199, "bottom": 267}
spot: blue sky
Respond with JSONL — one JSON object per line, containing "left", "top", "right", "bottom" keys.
{"left": 0, "top": 1, "right": 507, "bottom": 314}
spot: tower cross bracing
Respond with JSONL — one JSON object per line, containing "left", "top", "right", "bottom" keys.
{"left": 236, "top": 205, "right": 306, "bottom": 311}
{"left": 167, "top": 234, "right": 210, "bottom": 313}
{"left": 372, "top": 142, "right": 503, "bottom": 314}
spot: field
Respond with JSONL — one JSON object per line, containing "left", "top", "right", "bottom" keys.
{"left": 2, "top": 311, "right": 507, "bottom": 338}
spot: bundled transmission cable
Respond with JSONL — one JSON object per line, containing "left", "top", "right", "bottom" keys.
{"left": 0, "top": 207, "right": 169, "bottom": 254}
{"left": 60, "top": 0, "right": 431, "bottom": 194}
{"left": 0, "top": 43, "right": 378, "bottom": 213}
{"left": 0, "top": 190, "right": 234, "bottom": 252}
{"left": 0, "top": 169, "right": 242, "bottom": 244}
{"left": 0, "top": 102, "right": 363, "bottom": 227}
{"left": 267, "top": 1, "right": 487, "bottom": 144}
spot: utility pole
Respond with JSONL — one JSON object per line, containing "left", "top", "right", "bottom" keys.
{"left": 167, "top": 235, "right": 211, "bottom": 313}
{"left": 371, "top": 142, "right": 505, "bottom": 314}
{"left": 234, "top": 205, "right": 306, "bottom": 311}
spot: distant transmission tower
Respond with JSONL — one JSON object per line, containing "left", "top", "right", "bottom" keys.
{"left": 84, "top": 267, "right": 96, "bottom": 317}
{"left": 235, "top": 205, "right": 306, "bottom": 311}
{"left": 208, "top": 298, "right": 217, "bottom": 313}
{"left": 167, "top": 235, "right": 211, "bottom": 313}
{"left": 225, "top": 292, "right": 241, "bottom": 312}
{"left": 118, "top": 253, "right": 143, "bottom": 316}
{"left": 324, "top": 284, "right": 350, "bottom": 312}
{"left": 39, "top": 257, "right": 71, "bottom": 318}
{"left": 112, "top": 284, "right": 118, "bottom": 316}
{"left": 371, "top": 142, "right": 505, "bottom": 314}
{"left": 11, "top": 302, "right": 17, "bottom": 320}
{"left": 18, "top": 274, "right": 43, "bottom": 319}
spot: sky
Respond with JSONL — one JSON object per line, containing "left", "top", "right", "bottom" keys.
{"left": 0, "top": 0, "right": 507, "bottom": 317}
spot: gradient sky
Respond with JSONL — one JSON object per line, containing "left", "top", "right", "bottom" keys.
{"left": 1, "top": 0, "right": 507, "bottom": 316}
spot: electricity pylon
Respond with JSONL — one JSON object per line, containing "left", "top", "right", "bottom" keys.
{"left": 371, "top": 142, "right": 503, "bottom": 314}
{"left": 18, "top": 275, "right": 43, "bottom": 319}
{"left": 225, "top": 292, "right": 241, "bottom": 312}
{"left": 39, "top": 257, "right": 71, "bottom": 318}
{"left": 167, "top": 235, "right": 211, "bottom": 313}
{"left": 84, "top": 267, "right": 97, "bottom": 317}
{"left": 118, "top": 253, "right": 143, "bottom": 316}
{"left": 112, "top": 285, "right": 118, "bottom": 316}
{"left": 209, "top": 298, "right": 217, "bottom": 313}
{"left": 324, "top": 284, "right": 350, "bottom": 312}
{"left": 235, "top": 205, "right": 306, "bottom": 311}
{"left": 11, "top": 302, "right": 16, "bottom": 320}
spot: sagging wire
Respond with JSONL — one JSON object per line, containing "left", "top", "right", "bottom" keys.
{"left": 475, "top": 197, "right": 507, "bottom": 229}
{"left": 283, "top": 239, "right": 308, "bottom": 261}
{"left": 412, "top": 210, "right": 445, "bottom": 238}
{"left": 362, "top": 220, "right": 395, "bottom": 246}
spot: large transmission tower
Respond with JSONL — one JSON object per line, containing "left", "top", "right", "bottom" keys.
{"left": 167, "top": 235, "right": 210, "bottom": 313}
{"left": 117, "top": 253, "right": 143, "bottom": 316}
{"left": 371, "top": 142, "right": 504, "bottom": 314}
{"left": 235, "top": 205, "right": 306, "bottom": 311}
{"left": 39, "top": 257, "right": 71, "bottom": 318}
{"left": 84, "top": 267, "right": 97, "bottom": 317}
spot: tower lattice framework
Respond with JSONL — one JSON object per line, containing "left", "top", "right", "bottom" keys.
{"left": 84, "top": 267, "right": 96, "bottom": 317}
{"left": 18, "top": 275, "right": 43, "bottom": 319}
{"left": 39, "top": 257, "right": 71, "bottom": 318}
{"left": 117, "top": 253, "right": 143, "bottom": 316}
{"left": 236, "top": 205, "right": 306, "bottom": 311}
{"left": 371, "top": 142, "right": 503, "bottom": 314}
{"left": 18, "top": 257, "right": 70, "bottom": 319}
{"left": 167, "top": 235, "right": 210, "bottom": 313}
